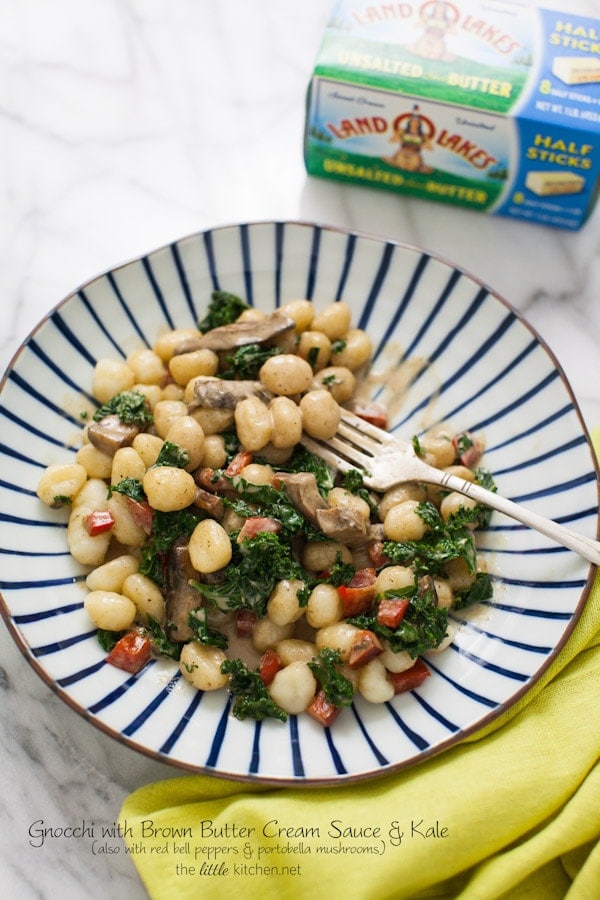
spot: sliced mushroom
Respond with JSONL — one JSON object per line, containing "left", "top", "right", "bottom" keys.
{"left": 190, "top": 377, "right": 274, "bottom": 411}
{"left": 87, "top": 415, "right": 140, "bottom": 456}
{"left": 277, "top": 472, "right": 328, "bottom": 526}
{"left": 175, "top": 312, "right": 295, "bottom": 354}
{"left": 165, "top": 538, "right": 203, "bottom": 642}
{"left": 315, "top": 506, "right": 368, "bottom": 547}
{"left": 192, "top": 485, "right": 225, "bottom": 519}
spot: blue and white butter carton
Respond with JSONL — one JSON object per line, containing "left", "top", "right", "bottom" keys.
{"left": 304, "top": 1, "right": 600, "bottom": 228}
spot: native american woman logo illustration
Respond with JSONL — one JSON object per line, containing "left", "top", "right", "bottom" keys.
{"left": 384, "top": 105, "right": 436, "bottom": 173}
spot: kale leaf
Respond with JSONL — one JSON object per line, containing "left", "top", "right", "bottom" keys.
{"left": 453, "top": 571, "right": 493, "bottom": 609}
{"left": 139, "top": 507, "right": 204, "bottom": 587}
{"left": 144, "top": 616, "right": 183, "bottom": 660}
{"left": 196, "top": 531, "right": 307, "bottom": 616}
{"left": 152, "top": 440, "right": 189, "bottom": 469}
{"left": 382, "top": 501, "right": 479, "bottom": 576}
{"left": 198, "top": 290, "right": 249, "bottom": 333}
{"left": 222, "top": 343, "right": 283, "bottom": 380}
{"left": 307, "top": 648, "right": 354, "bottom": 708}
{"left": 108, "top": 477, "right": 146, "bottom": 502}
{"left": 187, "top": 609, "right": 228, "bottom": 650}
{"left": 93, "top": 390, "right": 153, "bottom": 426}
{"left": 220, "top": 658, "right": 287, "bottom": 722}
{"left": 350, "top": 584, "right": 448, "bottom": 658}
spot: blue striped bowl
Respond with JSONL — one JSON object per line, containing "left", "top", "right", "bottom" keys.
{"left": 1, "top": 221, "right": 597, "bottom": 784}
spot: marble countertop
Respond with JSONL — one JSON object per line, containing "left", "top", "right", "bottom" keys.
{"left": 1, "top": 1, "right": 599, "bottom": 897}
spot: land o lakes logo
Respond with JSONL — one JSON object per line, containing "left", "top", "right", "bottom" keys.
{"left": 350, "top": 1, "right": 522, "bottom": 59}
{"left": 327, "top": 104, "right": 498, "bottom": 172}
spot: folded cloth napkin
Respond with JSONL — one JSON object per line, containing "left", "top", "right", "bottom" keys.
{"left": 119, "top": 431, "right": 600, "bottom": 900}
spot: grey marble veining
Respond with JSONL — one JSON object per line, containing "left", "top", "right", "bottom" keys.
{"left": 1, "top": 1, "right": 599, "bottom": 897}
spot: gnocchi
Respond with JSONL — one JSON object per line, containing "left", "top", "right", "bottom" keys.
{"left": 37, "top": 289, "right": 493, "bottom": 725}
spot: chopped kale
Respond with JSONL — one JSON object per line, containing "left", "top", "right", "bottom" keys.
{"left": 198, "top": 290, "right": 249, "bottom": 333}
{"left": 454, "top": 431, "right": 474, "bottom": 458}
{"left": 93, "top": 390, "right": 153, "bottom": 426}
{"left": 453, "top": 571, "right": 493, "bottom": 609}
{"left": 277, "top": 446, "right": 335, "bottom": 494}
{"left": 144, "top": 616, "right": 183, "bottom": 660}
{"left": 187, "top": 609, "right": 228, "bottom": 650}
{"left": 307, "top": 648, "right": 354, "bottom": 708}
{"left": 196, "top": 531, "right": 307, "bottom": 616}
{"left": 152, "top": 440, "right": 189, "bottom": 469}
{"left": 324, "top": 553, "right": 356, "bottom": 586}
{"left": 108, "top": 476, "right": 145, "bottom": 502}
{"left": 97, "top": 628, "right": 126, "bottom": 652}
{"left": 412, "top": 434, "right": 424, "bottom": 458}
{"left": 223, "top": 478, "right": 305, "bottom": 536}
{"left": 350, "top": 585, "right": 448, "bottom": 658}
{"left": 220, "top": 658, "right": 287, "bottom": 722}
{"left": 382, "top": 501, "right": 479, "bottom": 576}
{"left": 222, "top": 343, "right": 283, "bottom": 379}
{"left": 139, "top": 507, "right": 204, "bottom": 587}
{"left": 342, "top": 467, "right": 377, "bottom": 513}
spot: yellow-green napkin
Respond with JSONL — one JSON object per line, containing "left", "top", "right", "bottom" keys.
{"left": 119, "top": 431, "right": 600, "bottom": 900}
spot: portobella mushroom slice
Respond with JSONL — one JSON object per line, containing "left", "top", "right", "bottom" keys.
{"left": 174, "top": 311, "right": 296, "bottom": 354}
{"left": 87, "top": 414, "right": 141, "bottom": 456}
{"left": 189, "top": 377, "right": 274, "bottom": 410}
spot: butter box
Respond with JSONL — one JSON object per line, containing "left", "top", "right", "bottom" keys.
{"left": 304, "top": 1, "right": 600, "bottom": 229}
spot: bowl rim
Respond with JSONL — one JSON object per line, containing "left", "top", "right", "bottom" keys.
{"left": 1, "top": 218, "right": 598, "bottom": 785}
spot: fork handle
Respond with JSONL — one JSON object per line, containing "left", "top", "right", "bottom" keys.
{"left": 440, "top": 471, "right": 600, "bottom": 566}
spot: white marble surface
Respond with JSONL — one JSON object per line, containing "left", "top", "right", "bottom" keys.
{"left": 1, "top": 1, "right": 599, "bottom": 897}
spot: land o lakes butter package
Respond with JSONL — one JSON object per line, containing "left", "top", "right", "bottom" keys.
{"left": 304, "top": 1, "right": 600, "bottom": 229}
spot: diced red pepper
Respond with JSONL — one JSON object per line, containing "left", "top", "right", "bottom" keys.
{"left": 106, "top": 630, "right": 153, "bottom": 674}
{"left": 237, "top": 516, "right": 282, "bottom": 543}
{"left": 348, "top": 629, "right": 384, "bottom": 670}
{"left": 377, "top": 597, "right": 410, "bottom": 629}
{"left": 259, "top": 649, "right": 284, "bottom": 686}
{"left": 389, "top": 658, "right": 431, "bottom": 695}
{"left": 125, "top": 497, "right": 154, "bottom": 535}
{"left": 348, "top": 399, "right": 388, "bottom": 429}
{"left": 367, "top": 541, "right": 392, "bottom": 568}
{"left": 235, "top": 609, "right": 258, "bottom": 637}
{"left": 226, "top": 450, "right": 254, "bottom": 477}
{"left": 84, "top": 508, "right": 115, "bottom": 536}
{"left": 307, "top": 689, "right": 343, "bottom": 727}
{"left": 452, "top": 431, "right": 483, "bottom": 469}
{"left": 338, "top": 567, "right": 377, "bottom": 617}
{"left": 194, "top": 466, "right": 229, "bottom": 493}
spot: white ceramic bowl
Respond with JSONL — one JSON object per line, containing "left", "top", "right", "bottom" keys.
{"left": 0, "top": 221, "right": 597, "bottom": 784}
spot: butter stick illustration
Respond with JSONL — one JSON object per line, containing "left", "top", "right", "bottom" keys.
{"left": 525, "top": 171, "right": 585, "bottom": 197}
{"left": 552, "top": 56, "right": 600, "bottom": 86}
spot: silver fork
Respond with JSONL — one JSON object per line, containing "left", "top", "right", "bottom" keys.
{"left": 300, "top": 410, "right": 600, "bottom": 567}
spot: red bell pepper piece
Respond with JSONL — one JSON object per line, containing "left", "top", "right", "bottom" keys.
{"left": 226, "top": 450, "right": 254, "bottom": 477}
{"left": 125, "top": 497, "right": 153, "bottom": 535}
{"left": 194, "top": 466, "right": 229, "bottom": 493}
{"left": 348, "top": 629, "right": 384, "bottom": 670}
{"left": 389, "top": 658, "right": 431, "bottom": 695}
{"left": 307, "top": 689, "right": 343, "bottom": 727}
{"left": 237, "top": 516, "right": 282, "bottom": 543}
{"left": 84, "top": 508, "right": 115, "bottom": 536}
{"left": 106, "top": 631, "right": 153, "bottom": 674}
{"left": 259, "top": 649, "right": 283, "bottom": 686}
{"left": 348, "top": 399, "right": 388, "bottom": 429}
{"left": 377, "top": 597, "right": 410, "bottom": 629}
{"left": 338, "top": 567, "right": 377, "bottom": 616}
{"left": 367, "top": 541, "right": 392, "bottom": 568}
{"left": 452, "top": 431, "right": 483, "bottom": 468}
